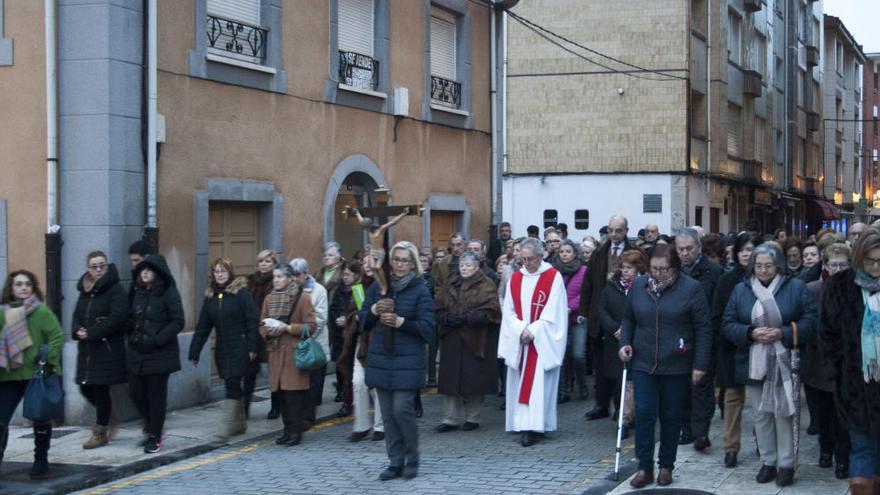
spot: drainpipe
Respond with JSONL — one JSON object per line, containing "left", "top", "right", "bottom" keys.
{"left": 490, "top": 3, "right": 499, "bottom": 230}
{"left": 501, "top": 10, "right": 508, "bottom": 174}
{"left": 44, "top": 0, "right": 62, "bottom": 319}
{"left": 143, "top": 0, "right": 159, "bottom": 250}
{"left": 706, "top": 0, "right": 711, "bottom": 196}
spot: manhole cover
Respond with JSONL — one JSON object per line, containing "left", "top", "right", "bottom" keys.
{"left": 620, "top": 490, "right": 714, "bottom": 495}
{"left": 18, "top": 428, "right": 78, "bottom": 439}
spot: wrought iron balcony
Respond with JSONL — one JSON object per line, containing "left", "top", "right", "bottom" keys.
{"left": 806, "top": 111, "right": 821, "bottom": 132}
{"left": 431, "top": 76, "right": 462, "bottom": 108}
{"left": 338, "top": 50, "right": 379, "bottom": 91}
{"left": 206, "top": 13, "right": 267, "bottom": 64}
{"left": 743, "top": 0, "right": 762, "bottom": 12}
{"left": 806, "top": 45, "right": 820, "bottom": 67}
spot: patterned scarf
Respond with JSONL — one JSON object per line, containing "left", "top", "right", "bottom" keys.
{"left": 0, "top": 296, "right": 39, "bottom": 370}
{"left": 647, "top": 271, "right": 678, "bottom": 298}
{"left": 855, "top": 269, "right": 880, "bottom": 382}
{"left": 265, "top": 282, "right": 298, "bottom": 321}
{"left": 618, "top": 273, "right": 634, "bottom": 295}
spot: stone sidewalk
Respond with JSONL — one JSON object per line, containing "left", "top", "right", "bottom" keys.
{"left": 0, "top": 381, "right": 348, "bottom": 495}
{"left": 606, "top": 392, "right": 851, "bottom": 495}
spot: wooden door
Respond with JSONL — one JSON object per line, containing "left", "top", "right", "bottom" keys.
{"left": 430, "top": 212, "right": 457, "bottom": 250}
{"left": 207, "top": 202, "right": 260, "bottom": 379}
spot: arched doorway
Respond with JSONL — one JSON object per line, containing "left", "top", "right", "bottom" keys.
{"left": 323, "top": 155, "right": 388, "bottom": 258}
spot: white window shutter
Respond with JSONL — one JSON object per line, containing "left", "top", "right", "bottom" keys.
{"left": 431, "top": 16, "right": 456, "bottom": 81}
{"left": 207, "top": 0, "right": 261, "bottom": 26}
{"left": 338, "top": 0, "right": 374, "bottom": 57}
{"left": 727, "top": 104, "right": 741, "bottom": 157}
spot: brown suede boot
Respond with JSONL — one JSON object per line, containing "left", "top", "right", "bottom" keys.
{"left": 82, "top": 425, "right": 109, "bottom": 449}
{"left": 850, "top": 477, "right": 873, "bottom": 495}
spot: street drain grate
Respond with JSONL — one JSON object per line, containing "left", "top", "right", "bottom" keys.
{"left": 19, "top": 428, "right": 79, "bottom": 439}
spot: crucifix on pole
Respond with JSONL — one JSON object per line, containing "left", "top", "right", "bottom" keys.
{"left": 342, "top": 186, "right": 423, "bottom": 351}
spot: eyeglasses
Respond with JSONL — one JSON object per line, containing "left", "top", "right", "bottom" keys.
{"left": 864, "top": 257, "right": 880, "bottom": 268}
{"left": 88, "top": 263, "right": 107, "bottom": 271}
{"left": 754, "top": 263, "right": 776, "bottom": 271}
{"left": 521, "top": 255, "right": 541, "bottom": 263}
{"left": 826, "top": 262, "right": 849, "bottom": 270}
{"left": 391, "top": 257, "right": 412, "bottom": 265}
{"left": 649, "top": 266, "right": 671, "bottom": 273}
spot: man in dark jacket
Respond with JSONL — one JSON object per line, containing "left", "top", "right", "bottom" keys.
{"left": 675, "top": 228, "right": 722, "bottom": 449}
{"left": 581, "top": 215, "right": 636, "bottom": 420}
{"left": 487, "top": 222, "right": 512, "bottom": 268}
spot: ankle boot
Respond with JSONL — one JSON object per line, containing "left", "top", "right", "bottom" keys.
{"left": 267, "top": 391, "right": 281, "bottom": 420}
{"left": 849, "top": 477, "right": 873, "bottom": 495}
{"left": 30, "top": 424, "right": 51, "bottom": 479}
{"left": 82, "top": 425, "right": 109, "bottom": 449}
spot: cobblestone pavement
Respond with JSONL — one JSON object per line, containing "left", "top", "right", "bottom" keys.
{"left": 71, "top": 383, "right": 852, "bottom": 495}
{"left": 72, "top": 387, "right": 633, "bottom": 495}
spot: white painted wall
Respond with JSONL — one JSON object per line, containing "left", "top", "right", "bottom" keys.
{"left": 501, "top": 174, "right": 674, "bottom": 238}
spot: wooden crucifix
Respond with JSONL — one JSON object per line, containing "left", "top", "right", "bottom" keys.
{"left": 342, "top": 202, "right": 423, "bottom": 296}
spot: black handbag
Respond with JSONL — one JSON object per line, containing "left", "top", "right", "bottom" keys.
{"left": 23, "top": 345, "right": 65, "bottom": 423}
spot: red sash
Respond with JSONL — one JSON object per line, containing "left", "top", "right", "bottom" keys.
{"left": 510, "top": 268, "right": 558, "bottom": 405}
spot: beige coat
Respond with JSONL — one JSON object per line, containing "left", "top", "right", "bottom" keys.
{"left": 260, "top": 291, "right": 316, "bottom": 392}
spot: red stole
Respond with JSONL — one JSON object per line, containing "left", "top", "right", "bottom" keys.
{"left": 510, "top": 268, "right": 558, "bottom": 405}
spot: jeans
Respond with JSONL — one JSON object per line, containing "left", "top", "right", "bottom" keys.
{"left": 560, "top": 323, "right": 587, "bottom": 396}
{"left": 0, "top": 381, "right": 52, "bottom": 462}
{"left": 376, "top": 388, "right": 419, "bottom": 469}
{"left": 80, "top": 384, "right": 112, "bottom": 426}
{"left": 849, "top": 429, "right": 880, "bottom": 478}
{"left": 632, "top": 371, "right": 690, "bottom": 471}
{"left": 128, "top": 373, "right": 170, "bottom": 436}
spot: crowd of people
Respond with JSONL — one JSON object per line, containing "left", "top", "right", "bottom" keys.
{"left": 4, "top": 217, "right": 880, "bottom": 492}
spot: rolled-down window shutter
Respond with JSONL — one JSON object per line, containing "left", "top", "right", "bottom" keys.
{"left": 338, "top": 0, "right": 374, "bottom": 57}
{"left": 727, "top": 104, "right": 741, "bottom": 157}
{"left": 430, "top": 14, "right": 456, "bottom": 81}
{"left": 207, "top": 0, "right": 261, "bottom": 25}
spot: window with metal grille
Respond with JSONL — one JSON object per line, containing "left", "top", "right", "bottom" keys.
{"left": 574, "top": 210, "right": 589, "bottom": 230}
{"left": 543, "top": 209, "right": 558, "bottom": 228}
{"left": 208, "top": 0, "right": 260, "bottom": 25}
{"left": 643, "top": 195, "right": 662, "bottom": 213}
{"left": 338, "top": 0, "right": 374, "bottom": 56}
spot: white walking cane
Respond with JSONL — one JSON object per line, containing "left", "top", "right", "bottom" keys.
{"left": 613, "top": 362, "right": 629, "bottom": 481}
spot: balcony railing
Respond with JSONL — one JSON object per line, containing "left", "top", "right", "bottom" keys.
{"left": 806, "top": 45, "right": 820, "bottom": 67}
{"left": 338, "top": 51, "right": 379, "bottom": 91}
{"left": 743, "top": 0, "right": 762, "bottom": 12}
{"left": 742, "top": 160, "right": 761, "bottom": 183}
{"left": 803, "top": 177, "right": 820, "bottom": 196}
{"left": 806, "top": 111, "right": 821, "bottom": 132}
{"left": 206, "top": 13, "right": 267, "bottom": 64}
{"left": 431, "top": 76, "right": 462, "bottom": 108}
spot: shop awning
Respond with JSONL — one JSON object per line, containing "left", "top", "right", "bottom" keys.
{"left": 808, "top": 199, "right": 841, "bottom": 220}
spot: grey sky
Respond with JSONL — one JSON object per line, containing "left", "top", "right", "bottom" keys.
{"left": 824, "top": 0, "right": 880, "bottom": 54}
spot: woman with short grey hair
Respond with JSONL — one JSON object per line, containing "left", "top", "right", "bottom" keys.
{"left": 722, "top": 243, "right": 817, "bottom": 487}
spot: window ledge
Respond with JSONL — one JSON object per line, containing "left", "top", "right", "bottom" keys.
{"left": 430, "top": 103, "right": 469, "bottom": 117}
{"left": 338, "top": 83, "right": 387, "bottom": 99}
{"left": 206, "top": 53, "right": 277, "bottom": 74}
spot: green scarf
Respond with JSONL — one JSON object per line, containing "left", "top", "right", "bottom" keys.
{"left": 855, "top": 269, "right": 880, "bottom": 382}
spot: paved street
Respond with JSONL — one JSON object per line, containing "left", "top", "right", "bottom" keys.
{"left": 69, "top": 388, "right": 629, "bottom": 495}
{"left": 1, "top": 376, "right": 856, "bottom": 495}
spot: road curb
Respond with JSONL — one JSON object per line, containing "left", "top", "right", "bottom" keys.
{"left": 35, "top": 411, "right": 343, "bottom": 495}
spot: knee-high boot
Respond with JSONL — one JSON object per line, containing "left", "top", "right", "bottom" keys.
{"left": 30, "top": 423, "right": 51, "bottom": 480}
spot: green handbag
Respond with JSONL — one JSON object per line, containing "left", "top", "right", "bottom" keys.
{"left": 294, "top": 325, "right": 327, "bottom": 370}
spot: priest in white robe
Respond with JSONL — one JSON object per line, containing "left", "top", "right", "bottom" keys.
{"left": 498, "top": 237, "right": 569, "bottom": 446}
